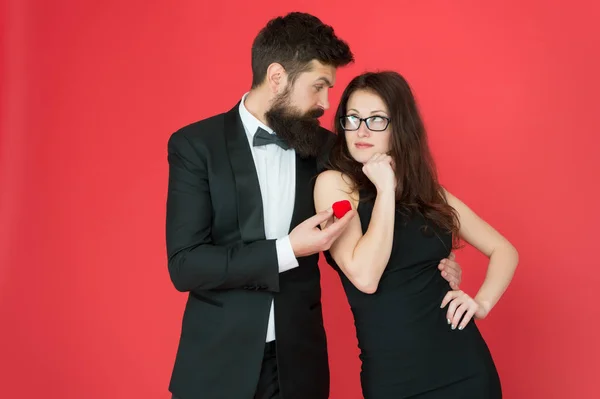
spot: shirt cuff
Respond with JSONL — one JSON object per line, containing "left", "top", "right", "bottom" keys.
{"left": 276, "top": 235, "right": 300, "bottom": 273}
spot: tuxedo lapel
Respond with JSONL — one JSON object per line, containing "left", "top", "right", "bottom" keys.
{"left": 223, "top": 103, "right": 266, "bottom": 243}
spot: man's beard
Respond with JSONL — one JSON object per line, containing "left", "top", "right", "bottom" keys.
{"left": 264, "top": 90, "right": 326, "bottom": 158}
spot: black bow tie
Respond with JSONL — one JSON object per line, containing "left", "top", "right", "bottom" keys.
{"left": 252, "top": 127, "right": 290, "bottom": 150}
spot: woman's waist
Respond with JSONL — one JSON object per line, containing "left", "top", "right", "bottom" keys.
{"left": 346, "top": 271, "right": 450, "bottom": 311}
{"left": 350, "top": 291, "right": 483, "bottom": 352}
{"left": 343, "top": 261, "right": 449, "bottom": 293}
{"left": 352, "top": 302, "right": 448, "bottom": 339}
{"left": 355, "top": 317, "right": 483, "bottom": 363}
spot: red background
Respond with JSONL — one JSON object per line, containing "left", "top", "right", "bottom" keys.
{"left": 1, "top": 1, "right": 599, "bottom": 398}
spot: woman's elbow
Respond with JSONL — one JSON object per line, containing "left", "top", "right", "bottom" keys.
{"left": 503, "top": 240, "right": 519, "bottom": 263}
{"left": 494, "top": 241, "right": 519, "bottom": 268}
{"left": 510, "top": 244, "right": 519, "bottom": 266}
{"left": 352, "top": 275, "right": 380, "bottom": 294}
{"left": 337, "top": 258, "right": 381, "bottom": 294}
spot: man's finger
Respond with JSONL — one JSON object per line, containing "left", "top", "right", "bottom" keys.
{"left": 307, "top": 208, "right": 334, "bottom": 227}
{"left": 448, "top": 252, "right": 456, "bottom": 261}
{"left": 322, "top": 209, "right": 356, "bottom": 234}
{"left": 321, "top": 214, "right": 356, "bottom": 245}
{"left": 320, "top": 215, "right": 335, "bottom": 230}
{"left": 444, "top": 260, "right": 460, "bottom": 278}
{"left": 441, "top": 268, "right": 456, "bottom": 287}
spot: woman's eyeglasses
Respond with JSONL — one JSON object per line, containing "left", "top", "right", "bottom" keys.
{"left": 339, "top": 115, "right": 391, "bottom": 131}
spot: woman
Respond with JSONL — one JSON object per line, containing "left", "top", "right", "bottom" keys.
{"left": 314, "top": 71, "right": 518, "bottom": 398}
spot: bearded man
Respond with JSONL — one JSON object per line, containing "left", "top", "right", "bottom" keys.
{"left": 165, "top": 12, "right": 355, "bottom": 399}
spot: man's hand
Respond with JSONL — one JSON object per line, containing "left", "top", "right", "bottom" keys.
{"left": 289, "top": 208, "right": 356, "bottom": 258}
{"left": 438, "top": 252, "right": 462, "bottom": 290}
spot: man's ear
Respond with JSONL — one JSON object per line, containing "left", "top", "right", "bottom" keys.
{"left": 266, "top": 63, "right": 288, "bottom": 94}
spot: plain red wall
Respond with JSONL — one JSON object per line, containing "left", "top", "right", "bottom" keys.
{"left": 1, "top": 0, "right": 599, "bottom": 398}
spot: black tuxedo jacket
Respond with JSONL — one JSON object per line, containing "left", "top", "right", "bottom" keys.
{"left": 166, "top": 102, "right": 334, "bottom": 399}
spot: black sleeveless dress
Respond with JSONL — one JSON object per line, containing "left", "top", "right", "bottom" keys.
{"left": 325, "top": 195, "right": 502, "bottom": 398}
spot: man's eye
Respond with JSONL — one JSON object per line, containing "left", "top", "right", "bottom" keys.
{"left": 314, "top": 86, "right": 323, "bottom": 91}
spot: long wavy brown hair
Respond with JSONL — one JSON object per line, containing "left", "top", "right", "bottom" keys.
{"left": 327, "top": 71, "right": 460, "bottom": 247}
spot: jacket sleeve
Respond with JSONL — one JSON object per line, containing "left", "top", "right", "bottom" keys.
{"left": 165, "top": 131, "right": 279, "bottom": 293}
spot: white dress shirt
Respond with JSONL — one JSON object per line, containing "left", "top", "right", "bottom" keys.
{"left": 238, "top": 93, "right": 300, "bottom": 342}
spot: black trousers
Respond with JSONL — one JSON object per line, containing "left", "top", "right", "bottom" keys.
{"left": 253, "top": 341, "right": 280, "bottom": 399}
{"left": 172, "top": 341, "right": 280, "bottom": 399}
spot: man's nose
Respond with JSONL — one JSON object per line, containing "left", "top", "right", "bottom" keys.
{"left": 318, "top": 90, "right": 330, "bottom": 110}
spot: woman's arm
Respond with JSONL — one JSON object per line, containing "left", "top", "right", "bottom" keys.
{"left": 314, "top": 169, "right": 395, "bottom": 293}
{"left": 441, "top": 189, "right": 519, "bottom": 329}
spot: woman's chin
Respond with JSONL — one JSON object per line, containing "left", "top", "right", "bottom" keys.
{"left": 348, "top": 149, "right": 368, "bottom": 163}
{"left": 352, "top": 153, "right": 371, "bottom": 164}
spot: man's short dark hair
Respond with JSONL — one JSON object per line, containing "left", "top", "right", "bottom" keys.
{"left": 251, "top": 12, "right": 354, "bottom": 88}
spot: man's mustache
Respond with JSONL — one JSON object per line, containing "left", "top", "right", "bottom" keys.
{"left": 306, "top": 107, "right": 325, "bottom": 119}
